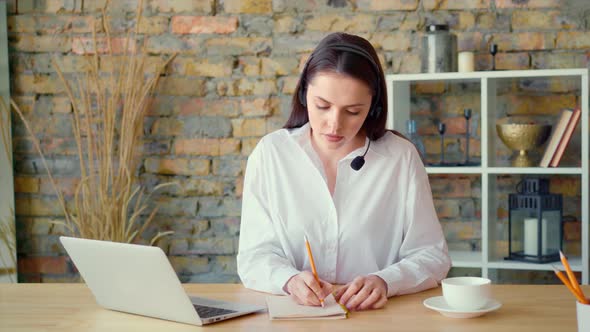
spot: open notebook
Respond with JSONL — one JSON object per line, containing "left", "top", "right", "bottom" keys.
{"left": 266, "top": 293, "right": 348, "bottom": 320}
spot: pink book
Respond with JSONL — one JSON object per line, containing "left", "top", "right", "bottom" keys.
{"left": 539, "top": 109, "right": 573, "bottom": 167}
{"left": 549, "top": 108, "right": 581, "bottom": 167}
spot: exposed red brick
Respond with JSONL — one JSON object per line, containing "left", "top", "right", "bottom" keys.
{"left": 72, "top": 37, "right": 136, "bottom": 55}
{"left": 18, "top": 256, "right": 67, "bottom": 274}
{"left": 564, "top": 220, "right": 581, "bottom": 241}
{"left": 171, "top": 16, "right": 238, "bottom": 34}
{"left": 357, "top": 0, "right": 418, "bottom": 10}
{"left": 496, "top": 0, "right": 560, "bottom": 8}
{"left": 423, "top": 0, "right": 490, "bottom": 10}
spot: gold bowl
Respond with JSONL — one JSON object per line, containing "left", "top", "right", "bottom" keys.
{"left": 496, "top": 123, "right": 552, "bottom": 167}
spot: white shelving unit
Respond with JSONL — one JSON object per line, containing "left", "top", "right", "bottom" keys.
{"left": 386, "top": 69, "right": 589, "bottom": 284}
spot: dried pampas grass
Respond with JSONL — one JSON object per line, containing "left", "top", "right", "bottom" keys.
{"left": 8, "top": 0, "right": 177, "bottom": 245}
{"left": 0, "top": 212, "right": 16, "bottom": 282}
{"left": 0, "top": 101, "right": 16, "bottom": 282}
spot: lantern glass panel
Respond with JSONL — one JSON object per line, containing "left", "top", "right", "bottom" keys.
{"left": 540, "top": 210, "right": 561, "bottom": 256}
{"left": 509, "top": 209, "right": 528, "bottom": 255}
{"left": 508, "top": 206, "right": 562, "bottom": 262}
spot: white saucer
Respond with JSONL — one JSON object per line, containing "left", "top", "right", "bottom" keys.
{"left": 423, "top": 296, "right": 502, "bottom": 318}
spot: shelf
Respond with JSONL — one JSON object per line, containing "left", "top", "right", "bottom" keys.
{"left": 426, "top": 167, "right": 582, "bottom": 175}
{"left": 487, "top": 257, "right": 583, "bottom": 272}
{"left": 486, "top": 167, "right": 582, "bottom": 175}
{"left": 426, "top": 166, "right": 482, "bottom": 174}
{"left": 387, "top": 68, "right": 588, "bottom": 82}
{"left": 449, "top": 251, "right": 482, "bottom": 268}
{"left": 450, "top": 252, "right": 583, "bottom": 272}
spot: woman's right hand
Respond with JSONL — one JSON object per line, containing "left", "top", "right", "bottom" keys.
{"left": 285, "top": 271, "right": 333, "bottom": 306}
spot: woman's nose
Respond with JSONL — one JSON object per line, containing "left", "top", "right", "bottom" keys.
{"left": 326, "top": 109, "right": 341, "bottom": 131}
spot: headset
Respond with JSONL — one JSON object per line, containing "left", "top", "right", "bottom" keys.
{"left": 297, "top": 42, "right": 382, "bottom": 171}
{"left": 297, "top": 43, "right": 383, "bottom": 120}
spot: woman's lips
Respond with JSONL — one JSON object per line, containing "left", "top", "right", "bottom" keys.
{"left": 324, "top": 134, "right": 344, "bottom": 142}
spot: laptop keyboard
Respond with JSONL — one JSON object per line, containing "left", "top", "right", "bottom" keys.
{"left": 193, "top": 304, "right": 237, "bottom": 318}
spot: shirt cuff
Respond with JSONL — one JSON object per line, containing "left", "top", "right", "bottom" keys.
{"left": 273, "top": 266, "right": 301, "bottom": 295}
{"left": 370, "top": 268, "right": 402, "bottom": 298}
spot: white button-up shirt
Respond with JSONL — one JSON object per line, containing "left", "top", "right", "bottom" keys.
{"left": 237, "top": 123, "right": 451, "bottom": 297}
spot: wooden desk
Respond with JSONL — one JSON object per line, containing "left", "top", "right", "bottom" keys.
{"left": 0, "top": 284, "right": 586, "bottom": 331}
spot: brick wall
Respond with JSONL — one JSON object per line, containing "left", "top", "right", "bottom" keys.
{"left": 7, "top": 0, "right": 589, "bottom": 283}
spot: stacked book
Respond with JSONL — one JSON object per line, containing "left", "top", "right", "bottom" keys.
{"left": 539, "top": 108, "right": 582, "bottom": 168}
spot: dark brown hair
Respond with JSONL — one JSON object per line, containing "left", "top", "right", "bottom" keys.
{"left": 284, "top": 32, "right": 388, "bottom": 141}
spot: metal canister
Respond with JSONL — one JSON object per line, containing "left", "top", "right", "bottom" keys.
{"left": 421, "top": 24, "right": 457, "bottom": 73}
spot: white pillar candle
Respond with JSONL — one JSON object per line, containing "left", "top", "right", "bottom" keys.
{"left": 524, "top": 218, "right": 549, "bottom": 256}
{"left": 458, "top": 51, "right": 475, "bottom": 72}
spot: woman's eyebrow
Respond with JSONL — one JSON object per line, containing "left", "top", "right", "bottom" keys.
{"left": 314, "top": 96, "right": 367, "bottom": 108}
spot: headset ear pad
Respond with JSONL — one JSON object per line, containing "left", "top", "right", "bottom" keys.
{"left": 371, "top": 82, "right": 383, "bottom": 119}
{"left": 298, "top": 83, "right": 307, "bottom": 107}
{"left": 370, "top": 104, "right": 382, "bottom": 119}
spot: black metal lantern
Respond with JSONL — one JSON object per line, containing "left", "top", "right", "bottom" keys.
{"left": 506, "top": 178, "right": 563, "bottom": 263}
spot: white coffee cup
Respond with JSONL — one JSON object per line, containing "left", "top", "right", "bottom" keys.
{"left": 577, "top": 301, "right": 590, "bottom": 332}
{"left": 442, "top": 277, "right": 491, "bottom": 311}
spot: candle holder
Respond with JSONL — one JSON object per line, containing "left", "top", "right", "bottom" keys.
{"left": 438, "top": 122, "right": 446, "bottom": 165}
{"left": 464, "top": 108, "right": 472, "bottom": 165}
{"left": 489, "top": 44, "right": 498, "bottom": 71}
{"left": 460, "top": 108, "right": 479, "bottom": 166}
{"left": 505, "top": 178, "right": 563, "bottom": 263}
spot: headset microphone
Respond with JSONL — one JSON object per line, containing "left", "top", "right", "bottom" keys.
{"left": 350, "top": 140, "right": 371, "bottom": 171}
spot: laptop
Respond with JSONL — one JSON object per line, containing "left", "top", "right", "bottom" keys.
{"left": 59, "top": 236, "right": 265, "bottom": 326}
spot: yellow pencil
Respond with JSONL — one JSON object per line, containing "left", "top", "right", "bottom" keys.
{"left": 304, "top": 234, "right": 324, "bottom": 308}
{"left": 553, "top": 265, "right": 589, "bottom": 304}
{"left": 559, "top": 251, "right": 587, "bottom": 302}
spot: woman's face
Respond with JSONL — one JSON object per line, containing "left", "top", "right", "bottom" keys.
{"left": 306, "top": 71, "right": 373, "bottom": 154}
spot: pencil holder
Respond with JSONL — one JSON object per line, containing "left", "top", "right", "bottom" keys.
{"left": 577, "top": 301, "right": 590, "bottom": 332}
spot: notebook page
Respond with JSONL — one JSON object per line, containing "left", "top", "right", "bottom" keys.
{"left": 266, "top": 293, "right": 347, "bottom": 320}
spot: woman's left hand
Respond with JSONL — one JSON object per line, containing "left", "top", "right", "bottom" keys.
{"left": 334, "top": 275, "right": 388, "bottom": 311}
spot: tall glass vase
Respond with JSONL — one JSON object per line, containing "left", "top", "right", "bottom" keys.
{"left": 406, "top": 120, "right": 426, "bottom": 162}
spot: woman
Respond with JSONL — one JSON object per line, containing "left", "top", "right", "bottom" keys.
{"left": 237, "top": 32, "right": 451, "bottom": 311}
